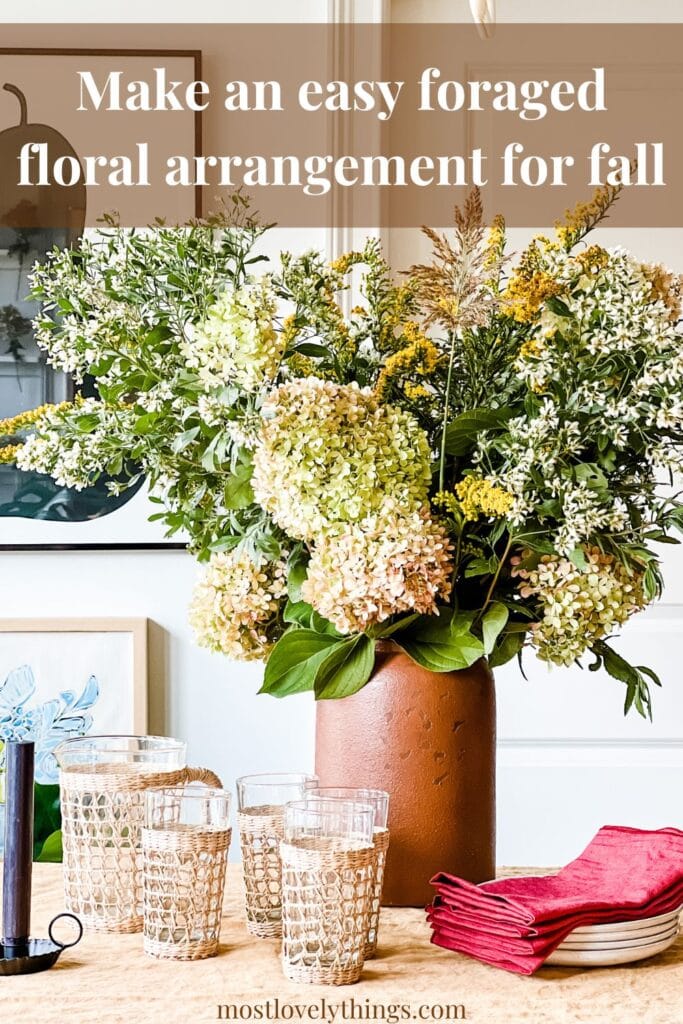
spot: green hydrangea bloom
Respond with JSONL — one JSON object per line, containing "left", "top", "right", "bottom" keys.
{"left": 252, "top": 377, "right": 432, "bottom": 541}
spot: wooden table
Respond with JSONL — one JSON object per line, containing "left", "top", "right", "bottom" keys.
{"left": 1, "top": 865, "right": 681, "bottom": 1024}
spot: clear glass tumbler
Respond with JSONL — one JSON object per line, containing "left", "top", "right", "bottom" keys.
{"left": 281, "top": 798, "right": 375, "bottom": 985}
{"left": 236, "top": 772, "right": 318, "bottom": 937}
{"left": 142, "top": 785, "right": 232, "bottom": 960}
{"left": 309, "top": 787, "right": 390, "bottom": 957}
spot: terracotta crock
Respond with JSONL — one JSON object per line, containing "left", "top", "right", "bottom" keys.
{"left": 314, "top": 641, "right": 496, "bottom": 907}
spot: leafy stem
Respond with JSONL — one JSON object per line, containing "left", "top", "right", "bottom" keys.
{"left": 439, "top": 329, "right": 457, "bottom": 492}
{"left": 478, "top": 536, "right": 513, "bottom": 620}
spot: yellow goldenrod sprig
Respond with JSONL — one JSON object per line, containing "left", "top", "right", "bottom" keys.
{"left": 330, "top": 251, "right": 363, "bottom": 275}
{"left": 555, "top": 180, "right": 625, "bottom": 251}
{"left": 432, "top": 490, "right": 460, "bottom": 516}
{"left": 455, "top": 476, "right": 515, "bottom": 521}
{"left": 374, "top": 323, "right": 441, "bottom": 401}
{"left": 0, "top": 444, "right": 22, "bottom": 465}
{"left": 484, "top": 213, "right": 508, "bottom": 289}
{"left": 433, "top": 477, "right": 515, "bottom": 522}
{"left": 0, "top": 400, "right": 73, "bottom": 439}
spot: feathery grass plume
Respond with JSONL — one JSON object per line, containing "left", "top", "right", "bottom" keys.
{"left": 407, "top": 188, "right": 500, "bottom": 333}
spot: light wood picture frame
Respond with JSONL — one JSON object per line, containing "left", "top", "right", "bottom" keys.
{"left": 0, "top": 618, "right": 149, "bottom": 776}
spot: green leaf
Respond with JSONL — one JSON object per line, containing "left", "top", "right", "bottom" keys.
{"left": 545, "top": 295, "right": 571, "bottom": 317}
{"left": 481, "top": 603, "right": 509, "bottom": 656}
{"left": 283, "top": 600, "right": 314, "bottom": 628}
{"left": 310, "top": 611, "right": 341, "bottom": 636}
{"left": 464, "top": 555, "right": 498, "bottom": 579}
{"left": 444, "top": 408, "right": 513, "bottom": 456}
{"left": 260, "top": 629, "right": 339, "bottom": 698}
{"left": 133, "top": 411, "right": 161, "bottom": 435}
{"left": 144, "top": 325, "right": 173, "bottom": 346}
{"left": 396, "top": 609, "right": 485, "bottom": 672}
{"left": 375, "top": 613, "right": 420, "bottom": 638}
{"left": 568, "top": 547, "right": 588, "bottom": 570}
{"left": 89, "top": 354, "right": 115, "bottom": 376}
{"left": 36, "top": 829, "right": 63, "bottom": 863}
{"left": 33, "top": 783, "right": 61, "bottom": 861}
{"left": 489, "top": 629, "right": 526, "bottom": 668}
{"left": 292, "top": 342, "right": 331, "bottom": 358}
{"left": 509, "top": 525, "right": 555, "bottom": 554}
{"left": 224, "top": 462, "right": 254, "bottom": 509}
{"left": 314, "top": 635, "right": 375, "bottom": 700}
{"left": 209, "top": 535, "right": 241, "bottom": 553}
{"left": 593, "top": 641, "right": 660, "bottom": 721}
{"left": 172, "top": 426, "right": 200, "bottom": 453}
{"left": 201, "top": 433, "right": 222, "bottom": 471}
{"left": 568, "top": 463, "right": 609, "bottom": 497}
{"left": 287, "top": 549, "right": 309, "bottom": 602}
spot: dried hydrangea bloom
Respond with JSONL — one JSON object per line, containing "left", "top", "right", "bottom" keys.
{"left": 513, "top": 547, "right": 647, "bottom": 666}
{"left": 252, "top": 377, "right": 432, "bottom": 542}
{"left": 301, "top": 508, "right": 453, "bottom": 634}
{"left": 189, "top": 550, "right": 287, "bottom": 661}
{"left": 184, "top": 278, "right": 282, "bottom": 392}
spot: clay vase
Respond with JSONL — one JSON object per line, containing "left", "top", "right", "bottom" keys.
{"left": 314, "top": 642, "right": 496, "bottom": 907}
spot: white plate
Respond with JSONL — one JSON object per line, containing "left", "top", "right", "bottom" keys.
{"left": 559, "top": 924, "right": 679, "bottom": 951}
{"left": 571, "top": 908, "right": 681, "bottom": 937}
{"left": 546, "top": 930, "right": 679, "bottom": 967}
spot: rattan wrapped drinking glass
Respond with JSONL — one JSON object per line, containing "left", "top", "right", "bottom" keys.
{"left": 280, "top": 799, "right": 375, "bottom": 986}
{"left": 236, "top": 772, "right": 318, "bottom": 938}
{"left": 55, "top": 736, "right": 222, "bottom": 934}
{"left": 142, "top": 785, "right": 231, "bottom": 960}
{"left": 310, "top": 787, "right": 390, "bottom": 958}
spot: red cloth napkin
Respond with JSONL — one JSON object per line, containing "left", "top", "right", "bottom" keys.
{"left": 427, "top": 826, "right": 683, "bottom": 974}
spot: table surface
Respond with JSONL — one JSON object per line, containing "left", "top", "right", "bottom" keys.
{"left": 0, "top": 864, "right": 681, "bottom": 1024}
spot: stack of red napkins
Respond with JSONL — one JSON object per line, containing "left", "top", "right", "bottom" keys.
{"left": 427, "top": 825, "right": 683, "bottom": 974}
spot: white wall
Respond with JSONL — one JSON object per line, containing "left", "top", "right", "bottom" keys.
{"left": 0, "top": 548, "right": 316, "bottom": 790}
{"left": 1, "top": 0, "right": 681, "bottom": 869}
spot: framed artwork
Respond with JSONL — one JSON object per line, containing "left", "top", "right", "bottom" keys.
{"left": 0, "top": 48, "right": 201, "bottom": 550}
{"left": 0, "top": 617, "right": 149, "bottom": 860}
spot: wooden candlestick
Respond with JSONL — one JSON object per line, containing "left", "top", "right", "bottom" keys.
{"left": 2, "top": 741, "right": 35, "bottom": 955}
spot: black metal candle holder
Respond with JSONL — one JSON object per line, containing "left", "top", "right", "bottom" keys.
{"left": 0, "top": 741, "right": 83, "bottom": 975}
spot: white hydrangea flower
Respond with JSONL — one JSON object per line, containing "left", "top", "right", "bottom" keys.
{"left": 513, "top": 547, "right": 647, "bottom": 666}
{"left": 189, "top": 550, "right": 287, "bottom": 661}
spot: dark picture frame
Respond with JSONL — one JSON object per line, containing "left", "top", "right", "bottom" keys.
{"left": 0, "top": 47, "right": 202, "bottom": 550}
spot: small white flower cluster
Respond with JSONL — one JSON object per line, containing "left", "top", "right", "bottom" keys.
{"left": 475, "top": 246, "right": 683, "bottom": 556}
{"left": 16, "top": 398, "right": 124, "bottom": 490}
{"left": 555, "top": 482, "right": 628, "bottom": 556}
{"left": 183, "top": 280, "right": 282, "bottom": 393}
{"left": 31, "top": 244, "right": 144, "bottom": 383}
{"left": 189, "top": 550, "right": 287, "bottom": 660}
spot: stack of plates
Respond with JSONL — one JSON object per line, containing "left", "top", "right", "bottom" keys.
{"left": 546, "top": 908, "right": 681, "bottom": 966}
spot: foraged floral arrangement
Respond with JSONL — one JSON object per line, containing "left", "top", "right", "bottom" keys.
{"left": 5, "top": 186, "right": 683, "bottom": 715}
